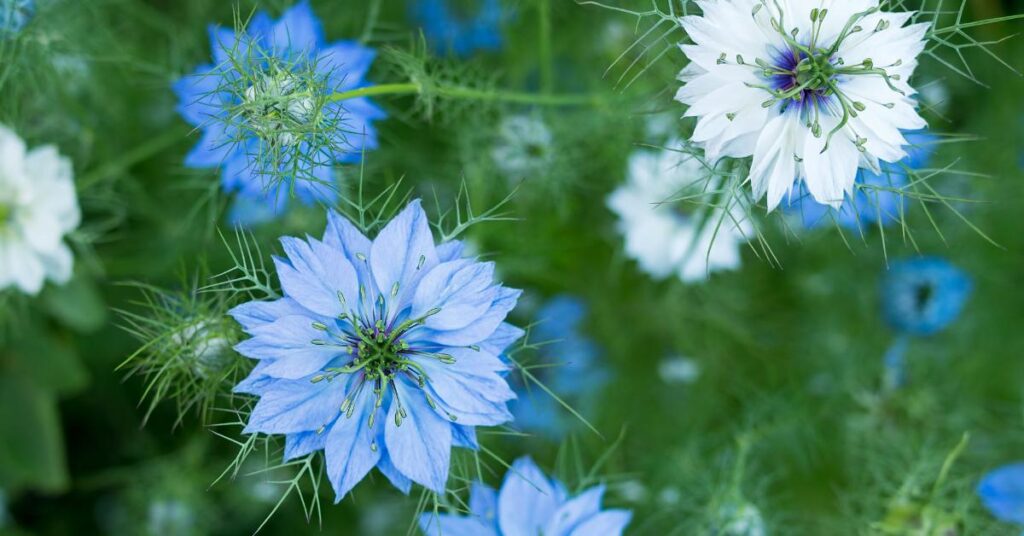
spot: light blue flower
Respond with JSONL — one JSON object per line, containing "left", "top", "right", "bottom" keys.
{"left": 788, "top": 131, "right": 937, "bottom": 230}
{"left": 978, "top": 463, "right": 1024, "bottom": 526}
{"left": 410, "top": 0, "right": 504, "bottom": 58}
{"left": 418, "top": 456, "right": 632, "bottom": 536}
{"left": 0, "top": 0, "right": 33, "bottom": 38}
{"left": 510, "top": 296, "right": 607, "bottom": 439}
{"left": 881, "top": 257, "right": 972, "bottom": 336}
{"left": 230, "top": 200, "right": 523, "bottom": 499}
{"left": 172, "top": 0, "right": 386, "bottom": 226}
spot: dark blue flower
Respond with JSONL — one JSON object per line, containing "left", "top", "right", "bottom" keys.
{"left": 881, "top": 257, "right": 972, "bottom": 336}
{"left": 0, "top": 0, "right": 33, "bottom": 38}
{"left": 172, "top": 1, "right": 386, "bottom": 226}
{"left": 418, "top": 456, "right": 632, "bottom": 535}
{"left": 230, "top": 200, "right": 523, "bottom": 499}
{"left": 410, "top": 0, "right": 504, "bottom": 58}
{"left": 788, "top": 131, "right": 936, "bottom": 230}
{"left": 510, "top": 296, "right": 607, "bottom": 439}
{"left": 978, "top": 463, "right": 1024, "bottom": 525}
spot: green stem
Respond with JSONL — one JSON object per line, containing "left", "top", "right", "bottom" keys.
{"left": 539, "top": 0, "right": 554, "bottom": 95}
{"left": 327, "top": 82, "right": 603, "bottom": 107}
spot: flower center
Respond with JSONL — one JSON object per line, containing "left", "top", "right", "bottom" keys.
{"left": 242, "top": 71, "right": 315, "bottom": 148}
{"left": 913, "top": 282, "right": 934, "bottom": 313}
{"left": 768, "top": 47, "right": 837, "bottom": 114}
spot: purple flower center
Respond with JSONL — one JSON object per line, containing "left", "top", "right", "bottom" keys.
{"left": 769, "top": 46, "right": 837, "bottom": 113}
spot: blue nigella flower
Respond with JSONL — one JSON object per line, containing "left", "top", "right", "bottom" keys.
{"left": 410, "top": 0, "right": 504, "bottom": 58}
{"left": 0, "top": 0, "right": 33, "bottom": 38}
{"left": 510, "top": 296, "right": 607, "bottom": 439}
{"left": 418, "top": 456, "right": 633, "bottom": 536}
{"left": 788, "top": 131, "right": 937, "bottom": 230}
{"left": 172, "top": 1, "right": 386, "bottom": 226}
{"left": 978, "top": 463, "right": 1024, "bottom": 527}
{"left": 881, "top": 257, "right": 972, "bottom": 336}
{"left": 230, "top": 200, "right": 523, "bottom": 499}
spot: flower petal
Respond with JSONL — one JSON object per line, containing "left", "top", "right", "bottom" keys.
{"left": 383, "top": 378, "right": 452, "bottom": 493}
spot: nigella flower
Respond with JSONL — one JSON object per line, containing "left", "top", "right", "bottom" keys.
{"left": 788, "top": 131, "right": 936, "bottom": 230}
{"left": 0, "top": 0, "right": 33, "bottom": 38}
{"left": 410, "top": 0, "right": 504, "bottom": 58}
{"left": 0, "top": 124, "right": 80, "bottom": 295}
{"left": 230, "top": 200, "right": 523, "bottom": 499}
{"left": 418, "top": 456, "right": 632, "bottom": 536}
{"left": 607, "top": 145, "right": 751, "bottom": 283}
{"left": 173, "top": 1, "right": 386, "bottom": 226}
{"left": 491, "top": 114, "right": 554, "bottom": 181}
{"left": 510, "top": 296, "right": 607, "bottom": 439}
{"left": 881, "top": 257, "right": 971, "bottom": 336}
{"left": 978, "top": 463, "right": 1024, "bottom": 526}
{"left": 675, "top": 1, "right": 929, "bottom": 210}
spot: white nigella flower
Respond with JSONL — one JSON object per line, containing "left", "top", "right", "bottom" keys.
{"left": 607, "top": 144, "right": 751, "bottom": 283}
{"left": 0, "top": 125, "right": 80, "bottom": 295}
{"left": 491, "top": 114, "right": 554, "bottom": 179}
{"left": 675, "top": 0, "right": 929, "bottom": 210}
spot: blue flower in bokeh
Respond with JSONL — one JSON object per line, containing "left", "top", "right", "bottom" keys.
{"left": 418, "top": 456, "right": 632, "bottom": 536}
{"left": 978, "top": 463, "right": 1024, "bottom": 526}
{"left": 788, "top": 131, "right": 936, "bottom": 230}
{"left": 511, "top": 295, "right": 608, "bottom": 439}
{"left": 231, "top": 200, "right": 523, "bottom": 499}
{"left": 410, "top": 0, "right": 504, "bottom": 58}
{"left": 173, "top": 1, "right": 386, "bottom": 226}
{"left": 881, "top": 257, "right": 972, "bottom": 336}
{"left": 0, "top": 0, "right": 33, "bottom": 38}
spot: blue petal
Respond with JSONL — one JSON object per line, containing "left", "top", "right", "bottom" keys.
{"left": 243, "top": 377, "right": 346, "bottom": 435}
{"left": 543, "top": 485, "right": 606, "bottom": 536}
{"left": 478, "top": 322, "right": 525, "bottom": 356}
{"left": 229, "top": 297, "right": 308, "bottom": 332}
{"left": 233, "top": 314, "right": 340, "bottom": 379}
{"left": 416, "top": 287, "right": 521, "bottom": 346}
{"left": 228, "top": 193, "right": 283, "bottom": 227}
{"left": 418, "top": 514, "right": 497, "bottom": 536}
{"left": 233, "top": 361, "right": 275, "bottom": 395}
{"left": 369, "top": 199, "right": 439, "bottom": 307}
{"left": 316, "top": 41, "right": 377, "bottom": 91}
{"left": 566, "top": 510, "right": 632, "bottom": 536}
{"left": 325, "top": 393, "right": 381, "bottom": 501}
{"left": 436, "top": 240, "right": 466, "bottom": 262}
{"left": 497, "top": 457, "right": 561, "bottom": 536}
{"left": 452, "top": 424, "right": 479, "bottom": 449}
{"left": 284, "top": 429, "right": 328, "bottom": 461}
{"left": 323, "top": 209, "right": 376, "bottom": 287}
{"left": 275, "top": 236, "right": 360, "bottom": 317}
{"left": 411, "top": 259, "right": 497, "bottom": 331}
{"left": 172, "top": 64, "right": 226, "bottom": 127}
{"left": 418, "top": 348, "right": 514, "bottom": 426}
{"left": 376, "top": 447, "right": 413, "bottom": 494}
{"left": 269, "top": 0, "right": 324, "bottom": 55}
{"left": 534, "top": 295, "right": 588, "bottom": 339}
{"left": 383, "top": 378, "right": 452, "bottom": 493}
{"left": 184, "top": 122, "right": 237, "bottom": 169}
{"left": 978, "top": 463, "right": 1024, "bottom": 524}
{"left": 470, "top": 482, "right": 499, "bottom": 522}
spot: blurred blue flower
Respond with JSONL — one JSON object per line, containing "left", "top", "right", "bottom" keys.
{"left": 510, "top": 296, "right": 608, "bottom": 438}
{"left": 230, "top": 200, "right": 523, "bottom": 499}
{"left": 978, "top": 463, "right": 1024, "bottom": 526}
{"left": 173, "top": 0, "right": 386, "bottom": 226}
{"left": 0, "top": 0, "right": 33, "bottom": 38}
{"left": 881, "top": 257, "right": 972, "bottom": 336}
{"left": 418, "top": 456, "right": 632, "bottom": 536}
{"left": 788, "top": 131, "right": 936, "bottom": 230}
{"left": 410, "top": 0, "right": 504, "bottom": 58}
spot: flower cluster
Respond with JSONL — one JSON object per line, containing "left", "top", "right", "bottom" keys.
{"left": 231, "top": 200, "right": 522, "bottom": 499}
{"left": 418, "top": 456, "right": 632, "bottom": 536}
{"left": 173, "top": 1, "right": 385, "bottom": 225}
{"left": 0, "top": 124, "right": 79, "bottom": 295}
{"left": 881, "top": 257, "right": 972, "bottom": 336}
{"left": 607, "top": 144, "right": 751, "bottom": 283}
{"left": 675, "top": 0, "right": 930, "bottom": 211}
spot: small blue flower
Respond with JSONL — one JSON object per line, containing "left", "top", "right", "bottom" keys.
{"left": 0, "top": 0, "right": 33, "bottom": 38}
{"left": 510, "top": 296, "right": 607, "bottom": 439}
{"left": 231, "top": 200, "right": 523, "bottom": 499}
{"left": 418, "top": 456, "right": 633, "bottom": 536}
{"left": 881, "top": 257, "right": 972, "bottom": 336}
{"left": 978, "top": 463, "right": 1024, "bottom": 526}
{"left": 788, "top": 131, "right": 936, "bottom": 230}
{"left": 173, "top": 1, "right": 386, "bottom": 226}
{"left": 410, "top": 0, "right": 504, "bottom": 58}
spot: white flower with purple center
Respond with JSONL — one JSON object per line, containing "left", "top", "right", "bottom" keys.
{"left": 675, "top": 0, "right": 930, "bottom": 211}
{"left": 173, "top": 1, "right": 386, "bottom": 226}
{"left": 418, "top": 456, "right": 632, "bottom": 536}
{"left": 231, "top": 200, "right": 523, "bottom": 499}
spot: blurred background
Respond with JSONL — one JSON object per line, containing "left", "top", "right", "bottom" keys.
{"left": 0, "top": 0, "right": 1022, "bottom": 534}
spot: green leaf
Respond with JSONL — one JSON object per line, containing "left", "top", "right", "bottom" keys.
{"left": 39, "top": 272, "right": 107, "bottom": 334}
{"left": 0, "top": 375, "right": 69, "bottom": 493}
